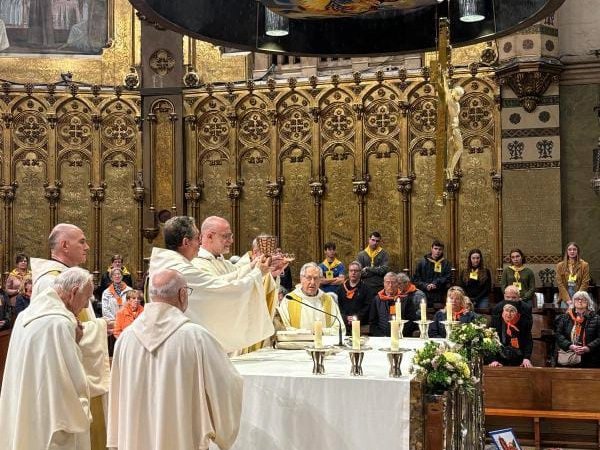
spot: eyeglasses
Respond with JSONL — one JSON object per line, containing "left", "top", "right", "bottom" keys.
{"left": 217, "top": 232, "right": 234, "bottom": 240}
{"left": 181, "top": 287, "right": 193, "bottom": 296}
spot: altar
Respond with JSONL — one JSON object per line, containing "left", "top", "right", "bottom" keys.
{"left": 213, "top": 337, "right": 435, "bottom": 450}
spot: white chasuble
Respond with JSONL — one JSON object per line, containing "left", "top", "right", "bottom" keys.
{"left": 149, "top": 247, "right": 274, "bottom": 352}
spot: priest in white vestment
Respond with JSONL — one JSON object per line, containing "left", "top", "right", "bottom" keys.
{"left": 0, "top": 268, "right": 96, "bottom": 450}
{"left": 108, "top": 268, "right": 243, "bottom": 450}
{"left": 31, "top": 224, "right": 110, "bottom": 450}
{"left": 148, "top": 215, "right": 277, "bottom": 352}
{"left": 278, "top": 262, "right": 345, "bottom": 336}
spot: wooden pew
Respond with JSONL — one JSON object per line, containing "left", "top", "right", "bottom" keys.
{"left": 484, "top": 367, "right": 600, "bottom": 449}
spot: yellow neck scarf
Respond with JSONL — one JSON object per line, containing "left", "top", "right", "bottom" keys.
{"left": 427, "top": 257, "right": 445, "bottom": 273}
{"left": 509, "top": 265, "right": 524, "bottom": 282}
{"left": 322, "top": 258, "right": 342, "bottom": 270}
{"left": 364, "top": 246, "right": 382, "bottom": 267}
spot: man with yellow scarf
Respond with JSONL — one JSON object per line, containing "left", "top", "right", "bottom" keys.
{"left": 413, "top": 239, "right": 452, "bottom": 308}
{"left": 318, "top": 242, "right": 346, "bottom": 294}
{"left": 356, "top": 231, "right": 390, "bottom": 292}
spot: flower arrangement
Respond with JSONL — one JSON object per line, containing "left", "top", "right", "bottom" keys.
{"left": 448, "top": 318, "right": 501, "bottom": 359}
{"left": 410, "top": 341, "right": 476, "bottom": 395}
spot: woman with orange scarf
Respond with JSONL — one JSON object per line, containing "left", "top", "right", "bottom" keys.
{"left": 555, "top": 291, "right": 600, "bottom": 368}
{"left": 488, "top": 303, "right": 533, "bottom": 367}
{"left": 101, "top": 268, "right": 132, "bottom": 321}
{"left": 428, "top": 286, "right": 478, "bottom": 338}
{"left": 114, "top": 290, "right": 144, "bottom": 338}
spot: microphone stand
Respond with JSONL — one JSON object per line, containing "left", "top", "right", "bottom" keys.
{"left": 285, "top": 294, "right": 344, "bottom": 347}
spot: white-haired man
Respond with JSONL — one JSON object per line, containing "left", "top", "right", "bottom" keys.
{"left": 0, "top": 267, "right": 96, "bottom": 450}
{"left": 278, "top": 262, "right": 345, "bottom": 336}
{"left": 108, "top": 269, "right": 243, "bottom": 450}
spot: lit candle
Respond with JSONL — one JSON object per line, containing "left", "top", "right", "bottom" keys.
{"left": 446, "top": 299, "right": 453, "bottom": 323}
{"left": 314, "top": 320, "right": 323, "bottom": 349}
{"left": 396, "top": 299, "right": 402, "bottom": 321}
{"left": 420, "top": 299, "right": 427, "bottom": 323}
{"left": 352, "top": 316, "right": 361, "bottom": 350}
{"left": 390, "top": 319, "right": 399, "bottom": 351}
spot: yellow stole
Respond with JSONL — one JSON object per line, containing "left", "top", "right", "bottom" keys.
{"left": 288, "top": 292, "right": 334, "bottom": 328}
{"left": 364, "top": 246, "right": 382, "bottom": 267}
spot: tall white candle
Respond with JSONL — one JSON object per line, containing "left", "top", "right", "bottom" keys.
{"left": 446, "top": 300, "right": 453, "bottom": 323}
{"left": 396, "top": 299, "right": 402, "bottom": 321}
{"left": 420, "top": 299, "right": 427, "bottom": 323}
{"left": 390, "top": 320, "right": 399, "bottom": 351}
{"left": 314, "top": 320, "right": 323, "bottom": 349}
{"left": 352, "top": 316, "right": 361, "bottom": 350}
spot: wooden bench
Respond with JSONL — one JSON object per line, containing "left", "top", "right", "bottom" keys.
{"left": 484, "top": 367, "right": 600, "bottom": 449}
{"left": 486, "top": 407, "right": 600, "bottom": 450}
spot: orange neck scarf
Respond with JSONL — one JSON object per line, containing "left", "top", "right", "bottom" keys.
{"left": 453, "top": 308, "right": 467, "bottom": 321}
{"left": 378, "top": 289, "right": 399, "bottom": 301}
{"left": 343, "top": 280, "right": 358, "bottom": 300}
{"left": 108, "top": 282, "right": 127, "bottom": 306}
{"left": 567, "top": 308, "right": 586, "bottom": 345}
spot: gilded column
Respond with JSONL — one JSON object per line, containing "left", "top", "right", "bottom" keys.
{"left": 132, "top": 172, "right": 145, "bottom": 282}
{"left": 226, "top": 180, "right": 242, "bottom": 254}
{"left": 89, "top": 182, "right": 106, "bottom": 282}
{"left": 309, "top": 180, "right": 324, "bottom": 259}
{"left": 0, "top": 183, "right": 17, "bottom": 276}
{"left": 43, "top": 181, "right": 62, "bottom": 228}
{"left": 397, "top": 175, "right": 414, "bottom": 271}
{"left": 266, "top": 179, "right": 283, "bottom": 237}
{"left": 352, "top": 178, "right": 368, "bottom": 247}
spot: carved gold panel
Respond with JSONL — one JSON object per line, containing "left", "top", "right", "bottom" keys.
{"left": 198, "top": 154, "right": 231, "bottom": 224}
{"left": 456, "top": 79, "right": 498, "bottom": 272}
{"left": 239, "top": 150, "right": 271, "bottom": 249}
{"left": 102, "top": 162, "right": 138, "bottom": 275}
{"left": 280, "top": 159, "right": 312, "bottom": 280}
{"left": 322, "top": 157, "right": 357, "bottom": 267}
{"left": 150, "top": 99, "right": 175, "bottom": 215}
{"left": 58, "top": 155, "right": 92, "bottom": 248}
{"left": 366, "top": 154, "right": 403, "bottom": 270}
{"left": 13, "top": 157, "right": 49, "bottom": 258}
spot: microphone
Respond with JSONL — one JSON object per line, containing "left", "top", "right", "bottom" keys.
{"left": 285, "top": 294, "right": 344, "bottom": 347}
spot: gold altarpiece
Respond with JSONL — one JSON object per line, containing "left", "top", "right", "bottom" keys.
{"left": 0, "top": 0, "right": 501, "bottom": 282}
{"left": 183, "top": 69, "right": 501, "bottom": 279}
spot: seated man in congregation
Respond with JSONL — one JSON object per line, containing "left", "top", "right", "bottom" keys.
{"left": 356, "top": 231, "right": 390, "bottom": 293}
{"left": 555, "top": 291, "right": 600, "bottom": 368}
{"left": 488, "top": 303, "right": 533, "bottom": 368}
{"left": 336, "top": 261, "right": 372, "bottom": 334}
{"left": 429, "top": 286, "right": 478, "bottom": 338}
{"left": 413, "top": 240, "right": 452, "bottom": 308}
{"left": 491, "top": 285, "right": 532, "bottom": 333}
{"left": 370, "top": 272, "right": 423, "bottom": 338}
{"left": 318, "top": 242, "right": 345, "bottom": 295}
{"left": 278, "top": 262, "right": 345, "bottom": 336}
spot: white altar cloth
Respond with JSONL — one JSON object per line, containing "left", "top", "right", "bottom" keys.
{"left": 213, "top": 336, "right": 439, "bottom": 450}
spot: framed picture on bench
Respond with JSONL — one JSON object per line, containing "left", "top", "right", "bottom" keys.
{"left": 489, "top": 428, "right": 522, "bottom": 450}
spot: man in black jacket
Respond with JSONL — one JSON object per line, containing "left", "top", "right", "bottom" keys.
{"left": 413, "top": 240, "right": 451, "bottom": 308}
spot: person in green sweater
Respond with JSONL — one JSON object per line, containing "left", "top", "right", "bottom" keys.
{"left": 500, "top": 248, "right": 536, "bottom": 304}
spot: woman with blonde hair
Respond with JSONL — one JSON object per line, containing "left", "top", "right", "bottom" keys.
{"left": 556, "top": 242, "right": 590, "bottom": 309}
{"left": 429, "top": 286, "right": 478, "bottom": 338}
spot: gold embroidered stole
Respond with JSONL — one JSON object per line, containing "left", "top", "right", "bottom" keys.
{"left": 288, "top": 292, "right": 333, "bottom": 328}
